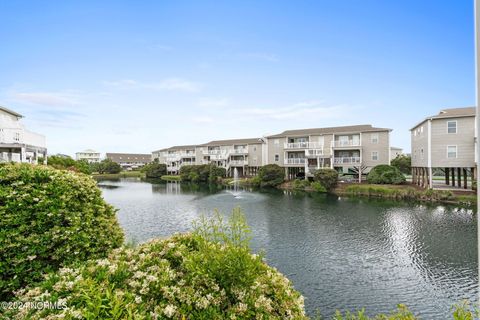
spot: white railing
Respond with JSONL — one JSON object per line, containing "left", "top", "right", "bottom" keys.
{"left": 333, "top": 157, "right": 361, "bottom": 164}
{"left": 231, "top": 148, "right": 248, "bottom": 154}
{"left": 284, "top": 142, "right": 324, "bottom": 149}
{"left": 305, "top": 149, "right": 324, "bottom": 157}
{"left": 284, "top": 158, "right": 306, "bottom": 165}
{"left": 230, "top": 160, "right": 248, "bottom": 166}
{"left": 332, "top": 140, "right": 361, "bottom": 147}
{"left": 166, "top": 155, "right": 180, "bottom": 161}
{"left": 179, "top": 152, "right": 195, "bottom": 157}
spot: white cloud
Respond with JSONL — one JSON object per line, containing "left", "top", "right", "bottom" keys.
{"left": 11, "top": 91, "right": 79, "bottom": 107}
{"left": 240, "top": 101, "right": 352, "bottom": 120}
{"left": 198, "top": 97, "right": 229, "bottom": 107}
{"left": 103, "top": 78, "right": 202, "bottom": 93}
{"left": 191, "top": 116, "right": 214, "bottom": 124}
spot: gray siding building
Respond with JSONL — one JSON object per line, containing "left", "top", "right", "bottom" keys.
{"left": 411, "top": 107, "right": 476, "bottom": 189}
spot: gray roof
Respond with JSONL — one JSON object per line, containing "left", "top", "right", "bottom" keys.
{"left": 0, "top": 106, "right": 23, "bottom": 118}
{"left": 266, "top": 125, "right": 391, "bottom": 138}
{"left": 106, "top": 153, "right": 152, "bottom": 163}
{"left": 410, "top": 107, "right": 476, "bottom": 130}
{"left": 201, "top": 138, "right": 263, "bottom": 146}
{"left": 152, "top": 145, "right": 198, "bottom": 153}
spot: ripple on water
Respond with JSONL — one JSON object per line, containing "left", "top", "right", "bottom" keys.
{"left": 99, "top": 180, "right": 478, "bottom": 318}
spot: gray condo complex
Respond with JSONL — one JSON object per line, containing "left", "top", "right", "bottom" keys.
{"left": 152, "top": 124, "right": 393, "bottom": 179}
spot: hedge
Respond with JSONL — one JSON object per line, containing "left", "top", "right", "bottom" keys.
{"left": 367, "top": 165, "right": 406, "bottom": 185}
{"left": 0, "top": 164, "right": 124, "bottom": 300}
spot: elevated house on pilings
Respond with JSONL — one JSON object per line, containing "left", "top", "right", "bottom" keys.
{"left": 411, "top": 107, "right": 476, "bottom": 189}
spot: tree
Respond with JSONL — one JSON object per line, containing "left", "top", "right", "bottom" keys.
{"left": 367, "top": 165, "right": 406, "bottom": 185}
{"left": 313, "top": 169, "right": 338, "bottom": 191}
{"left": 390, "top": 154, "right": 411, "bottom": 175}
{"left": 98, "top": 159, "right": 122, "bottom": 174}
{"left": 142, "top": 161, "right": 167, "bottom": 178}
{"left": 257, "top": 164, "right": 285, "bottom": 187}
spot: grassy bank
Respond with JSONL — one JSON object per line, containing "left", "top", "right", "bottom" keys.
{"left": 338, "top": 183, "right": 476, "bottom": 207}
{"left": 92, "top": 171, "right": 145, "bottom": 179}
{"left": 160, "top": 175, "right": 182, "bottom": 181}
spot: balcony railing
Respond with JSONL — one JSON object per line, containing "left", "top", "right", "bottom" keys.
{"left": 305, "top": 149, "right": 324, "bottom": 157}
{"left": 231, "top": 148, "right": 248, "bottom": 154}
{"left": 230, "top": 160, "right": 248, "bottom": 166}
{"left": 332, "top": 140, "right": 361, "bottom": 147}
{"left": 284, "top": 142, "right": 324, "bottom": 149}
{"left": 284, "top": 158, "right": 306, "bottom": 165}
{"left": 180, "top": 152, "right": 196, "bottom": 157}
{"left": 333, "top": 157, "right": 361, "bottom": 165}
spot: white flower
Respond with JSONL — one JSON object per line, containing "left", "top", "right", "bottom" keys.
{"left": 163, "top": 304, "right": 177, "bottom": 318}
{"left": 135, "top": 295, "right": 142, "bottom": 304}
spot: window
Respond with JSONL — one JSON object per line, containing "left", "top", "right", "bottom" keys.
{"left": 447, "top": 146, "right": 457, "bottom": 158}
{"left": 274, "top": 154, "right": 279, "bottom": 162}
{"left": 420, "top": 126, "right": 424, "bottom": 133}
{"left": 420, "top": 148, "right": 424, "bottom": 159}
{"left": 253, "top": 147, "right": 256, "bottom": 151}
{"left": 371, "top": 151, "right": 378, "bottom": 161}
{"left": 447, "top": 121, "right": 457, "bottom": 134}
{"left": 371, "top": 133, "right": 378, "bottom": 144}
{"left": 413, "top": 130, "right": 417, "bottom": 137}
{"left": 274, "top": 139, "right": 279, "bottom": 145}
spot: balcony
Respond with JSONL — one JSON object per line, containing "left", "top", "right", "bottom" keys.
{"left": 231, "top": 148, "right": 248, "bottom": 154}
{"left": 284, "top": 142, "right": 323, "bottom": 149}
{"left": 230, "top": 160, "right": 248, "bottom": 166}
{"left": 333, "top": 157, "right": 361, "bottom": 165}
{"left": 332, "top": 140, "right": 361, "bottom": 148}
{"left": 284, "top": 158, "right": 306, "bottom": 165}
{"left": 305, "top": 149, "right": 324, "bottom": 157}
{"left": 179, "top": 152, "right": 196, "bottom": 158}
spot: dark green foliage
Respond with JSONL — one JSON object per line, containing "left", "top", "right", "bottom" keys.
{"left": 142, "top": 161, "right": 166, "bottom": 178}
{"left": 313, "top": 169, "right": 339, "bottom": 191}
{"left": 47, "top": 155, "right": 91, "bottom": 174}
{"left": 390, "top": 154, "right": 411, "bottom": 175}
{"left": 0, "top": 164, "right": 124, "bottom": 300}
{"left": 367, "top": 165, "right": 406, "bottom": 185}
{"left": 257, "top": 164, "right": 285, "bottom": 187}
{"left": 180, "top": 164, "right": 225, "bottom": 183}
{"left": 90, "top": 159, "right": 122, "bottom": 174}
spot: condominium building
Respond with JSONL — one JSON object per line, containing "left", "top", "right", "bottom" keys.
{"left": 411, "top": 107, "right": 476, "bottom": 189}
{"left": 0, "top": 106, "right": 47, "bottom": 163}
{"left": 106, "top": 153, "right": 152, "bottom": 170}
{"left": 75, "top": 149, "right": 101, "bottom": 163}
{"left": 265, "top": 125, "right": 391, "bottom": 179}
{"left": 152, "top": 145, "right": 198, "bottom": 175}
{"left": 199, "top": 138, "right": 265, "bottom": 176}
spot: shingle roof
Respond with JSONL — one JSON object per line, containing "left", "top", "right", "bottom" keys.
{"left": 152, "top": 145, "right": 198, "bottom": 153}
{"left": 106, "top": 153, "right": 152, "bottom": 163}
{"left": 410, "top": 107, "right": 476, "bottom": 130}
{"left": 266, "top": 125, "right": 391, "bottom": 138}
{"left": 0, "top": 106, "right": 23, "bottom": 118}
{"left": 201, "top": 138, "right": 263, "bottom": 146}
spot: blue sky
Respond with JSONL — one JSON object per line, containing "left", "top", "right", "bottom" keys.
{"left": 0, "top": 1, "right": 475, "bottom": 156}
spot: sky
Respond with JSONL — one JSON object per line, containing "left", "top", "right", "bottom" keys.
{"left": 0, "top": 1, "right": 475, "bottom": 156}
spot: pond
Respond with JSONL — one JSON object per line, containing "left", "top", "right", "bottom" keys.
{"left": 98, "top": 177, "right": 477, "bottom": 319}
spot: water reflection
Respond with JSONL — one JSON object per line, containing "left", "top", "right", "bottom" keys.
{"left": 98, "top": 179, "right": 478, "bottom": 318}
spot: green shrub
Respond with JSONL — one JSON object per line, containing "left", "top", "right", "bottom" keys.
{"left": 180, "top": 164, "right": 225, "bottom": 184}
{"left": 161, "top": 175, "right": 182, "bottom": 181}
{"left": 367, "top": 165, "right": 405, "bottom": 185}
{"left": 142, "top": 161, "right": 167, "bottom": 178}
{"left": 47, "top": 155, "right": 91, "bottom": 174}
{"left": 311, "top": 181, "right": 327, "bottom": 193}
{"left": 258, "top": 164, "right": 285, "bottom": 187}
{"left": 390, "top": 154, "right": 411, "bottom": 175}
{"left": 292, "top": 179, "right": 310, "bottom": 190}
{"left": 0, "top": 164, "right": 124, "bottom": 300}
{"left": 8, "top": 208, "right": 306, "bottom": 320}
{"left": 313, "top": 169, "right": 338, "bottom": 191}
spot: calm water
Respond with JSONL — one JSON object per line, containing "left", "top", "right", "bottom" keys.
{"left": 98, "top": 177, "right": 478, "bottom": 319}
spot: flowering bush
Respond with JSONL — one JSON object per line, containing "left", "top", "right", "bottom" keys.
{"left": 7, "top": 209, "right": 306, "bottom": 319}
{"left": 0, "top": 163, "right": 124, "bottom": 300}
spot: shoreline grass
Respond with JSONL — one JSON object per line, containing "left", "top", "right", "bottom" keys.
{"left": 92, "top": 171, "right": 145, "bottom": 179}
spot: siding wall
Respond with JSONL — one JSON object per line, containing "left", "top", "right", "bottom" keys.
{"left": 411, "top": 121, "right": 429, "bottom": 167}
{"left": 430, "top": 117, "right": 475, "bottom": 167}
{"left": 361, "top": 131, "right": 390, "bottom": 167}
